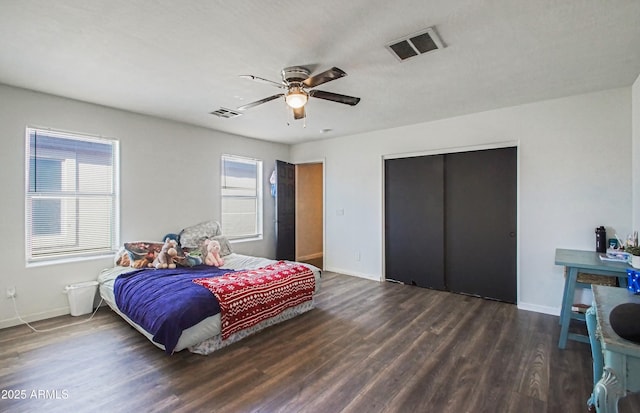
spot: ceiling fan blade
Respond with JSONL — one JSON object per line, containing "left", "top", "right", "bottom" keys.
{"left": 309, "top": 90, "right": 360, "bottom": 106}
{"left": 236, "top": 94, "right": 284, "bottom": 111}
{"left": 293, "top": 106, "right": 306, "bottom": 120}
{"left": 239, "top": 75, "right": 286, "bottom": 89}
{"left": 303, "top": 67, "right": 347, "bottom": 88}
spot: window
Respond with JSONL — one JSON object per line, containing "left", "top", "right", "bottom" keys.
{"left": 221, "top": 155, "right": 262, "bottom": 240}
{"left": 25, "top": 127, "right": 119, "bottom": 263}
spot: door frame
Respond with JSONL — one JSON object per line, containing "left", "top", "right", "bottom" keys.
{"left": 293, "top": 158, "right": 326, "bottom": 268}
{"left": 381, "top": 140, "right": 521, "bottom": 304}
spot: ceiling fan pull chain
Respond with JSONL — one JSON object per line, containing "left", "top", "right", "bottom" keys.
{"left": 302, "top": 104, "right": 307, "bottom": 128}
{"left": 284, "top": 100, "right": 291, "bottom": 126}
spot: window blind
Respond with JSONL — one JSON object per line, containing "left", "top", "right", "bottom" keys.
{"left": 221, "top": 155, "right": 262, "bottom": 239}
{"left": 25, "top": 128, "right": 119, "bottom": 263}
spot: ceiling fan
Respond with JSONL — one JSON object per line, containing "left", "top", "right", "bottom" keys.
{"left": 237, "top": 66, "right": 360, "bottom": 120}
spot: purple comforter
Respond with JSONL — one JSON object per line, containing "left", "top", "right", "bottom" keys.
{"left": 114, "top": 265, "right": 230, "bottom": 354}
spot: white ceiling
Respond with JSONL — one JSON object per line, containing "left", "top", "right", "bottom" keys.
{"left": 1, "top": 1, "right": 639, "bottom": 144}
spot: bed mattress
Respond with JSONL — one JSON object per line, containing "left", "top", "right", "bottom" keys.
{"left": 98, "top": 253, "right": 321, "bottom": 354}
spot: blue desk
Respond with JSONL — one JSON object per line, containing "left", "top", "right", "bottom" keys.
{"left": 590, "top": 285, "right": 640, "bottom": 413}
{"left": 555, "top": 248, "right": 629, "bottom": 349}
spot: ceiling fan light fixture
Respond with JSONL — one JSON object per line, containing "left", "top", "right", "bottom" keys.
{"left": 285, "top": 87, "right": 308, "bottom": 109}
{"left": 238, "top": 66, "right": 360, "bottom": 118}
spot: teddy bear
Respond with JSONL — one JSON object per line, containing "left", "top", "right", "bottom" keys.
{"left": 203, "top": 239, "right": 224, "bottom": 267}
{"left": 152, "top": 238, "right": 178, "bottom": 269}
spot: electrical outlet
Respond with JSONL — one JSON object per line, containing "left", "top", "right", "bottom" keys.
{"left": 355, "top": 251, "right": 361, "bottom": 262}
{"left": 6, "top": 287, "right": 16, "bottom": 298}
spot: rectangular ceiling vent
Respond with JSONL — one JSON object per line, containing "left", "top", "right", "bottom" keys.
{"left": 387, "top": 27, "right": 445, "bottom": 62}
{"left": 210, "top": 107, "right": 242, "bottom": 119}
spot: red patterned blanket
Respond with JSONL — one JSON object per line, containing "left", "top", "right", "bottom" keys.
{"left": 193, "top": 261, "right": 315, "bottom": 340}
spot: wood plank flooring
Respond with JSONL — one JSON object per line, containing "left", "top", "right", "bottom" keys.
{"left": 2, "top": 271, "right": 640, "bottom": 413}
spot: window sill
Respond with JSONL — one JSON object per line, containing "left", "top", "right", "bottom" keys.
{"left": 26, "top": 253, "right": 116, "bottom": 268}
{"left": 229, "top": 235, "right": 263, "bottom": 244}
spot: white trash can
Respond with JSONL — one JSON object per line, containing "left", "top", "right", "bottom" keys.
{"left": 65, "top": 281, "right": 99, "bottom": 316}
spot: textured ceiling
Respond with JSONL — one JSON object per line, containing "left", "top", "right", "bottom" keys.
{"left": 0, "top": 0, "right": 639, "bottom": 144}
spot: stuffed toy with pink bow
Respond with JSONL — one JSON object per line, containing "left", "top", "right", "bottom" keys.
{"left": 203, "top": 239, "right": 224, "bottom": 267}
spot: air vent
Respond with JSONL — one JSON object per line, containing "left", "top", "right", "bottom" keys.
{"left": 210, "top": 108, "right": 242, "bottom": 119}
{"left": 387, "top": 27, "right": 445, "bottom": 62}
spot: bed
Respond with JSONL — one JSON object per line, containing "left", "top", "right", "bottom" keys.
{"left": 97, "top": 221, "right": 321, "bottom": 355}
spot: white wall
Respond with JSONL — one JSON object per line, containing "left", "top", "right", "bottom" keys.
{"left": 0, "top": 84, "right": 289, "bottom": 328}
{"left": 291, "top": 87, "right": 632, "bottom": 314}
{"left": 1, "top": 83, "right": 634, "bottom": 327}
{"left": 633, "top": 74, "right": 640, "bottom": 229}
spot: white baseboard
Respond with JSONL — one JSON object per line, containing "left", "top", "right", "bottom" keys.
{"left": 296, "top": 252, "right": 323, "bottom": 261}
{"left": 0, "top": 306, "right": 70, "bottom": 329}
{"left": 321, "top": 267, "right": 562, "bottom": 316}
{"left": 517, "top": 302, "right": 560, "bottom": 316}
{"left": 324, "top": 266, "right": 381, "bottom": 282}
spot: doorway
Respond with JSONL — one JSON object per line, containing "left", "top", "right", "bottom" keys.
{"left": 295, "top": 162, "right": 324, "bottom": 269}
{"left": 274, "top": 160, "right": 324, "bottom": 269}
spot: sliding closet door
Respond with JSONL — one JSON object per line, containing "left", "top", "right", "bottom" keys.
{"left": 444, "top": 147, "right": 517, "bottom": 303}
{"left": 385, "top": 155, "right": 446, "bottom": 290}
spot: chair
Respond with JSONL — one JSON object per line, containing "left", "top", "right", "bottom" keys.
{"left": 586, "top": 306, "right": 603, "bottom": 412}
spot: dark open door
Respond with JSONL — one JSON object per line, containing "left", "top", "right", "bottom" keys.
{"left": 275, "top": 160, "right": 296, "bottom": 260}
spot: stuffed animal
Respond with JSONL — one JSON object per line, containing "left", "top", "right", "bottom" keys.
{"left": 138, "top": 250, "right": 157, "bottom": 269}
{"left": 152, "top": 238, "right": 178, "bottom": 269}
{"left": 204, "top": 239, "right": 224, "bottom": 267}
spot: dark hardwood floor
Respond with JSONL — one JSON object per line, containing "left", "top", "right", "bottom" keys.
{"left": 299, "top": 256, "right": 323, "bottom": 270}
{"left": 2, "top": 272, "right": 639, "bottom": 413}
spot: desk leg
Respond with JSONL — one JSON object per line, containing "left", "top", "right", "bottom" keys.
{"left": 559, "top": 266, "right": 571, "bottom": 325}
{"left": 594, "top": 367, "right": 623, "bottom": 413}
{"left": 558, "top": 266, "right": 578, "bottom": 349}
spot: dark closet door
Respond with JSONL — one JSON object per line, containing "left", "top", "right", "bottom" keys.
{"left": 275, "top": 160, "right": 296, "bottom": 261}
{"left": 385, "top": 155, "right": 446, "bottom": 290}
{"left": 444, "top": 147, "right": 517, "bottom": 303}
